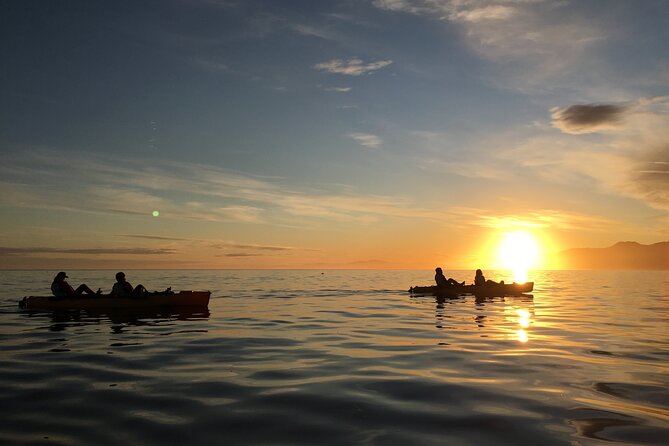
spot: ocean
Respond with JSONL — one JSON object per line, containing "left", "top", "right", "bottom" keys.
{"left": 1, "top": 269, "right": 667, "bottom": 445}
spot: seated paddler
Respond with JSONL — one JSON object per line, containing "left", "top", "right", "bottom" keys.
{"left": 111, "top": 272, "right": 148, "bottom": 298}
{"left": 51, "top": 271, "right": 101, "bottom": 298}
{"left": 435, "top": 267, "right": 464, "bottom": 287}
{"left": 474, "top": 269, "right": 503, "bottom": 285}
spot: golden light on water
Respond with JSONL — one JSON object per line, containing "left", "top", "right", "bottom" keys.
{"left": 517, "top": 309, "right": 530, "bottom": 328}
{"left": 517, "top": 329, "right": 528, "bottom": 343}
{"left": 516, "top": 309, "right": 531, "bottom": 343}
{"left": 497, "top": 231, "right": 540, "bottom": 283}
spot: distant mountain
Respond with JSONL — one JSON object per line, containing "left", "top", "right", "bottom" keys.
{"left": 558, "top": 241, "right": 669, "bottom": 270}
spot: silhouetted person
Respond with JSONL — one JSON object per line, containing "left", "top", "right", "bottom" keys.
{"left": 474, "top": 269, "right": 503, "bottom": 285}
{"left": 111, "top": 272, "right": 147, "bottom": 298}
{"left": 435, "top": 267, "right": 464, "bottom": 287}
{"left": 51, "top": 272, "right": 100, "bottom": 298}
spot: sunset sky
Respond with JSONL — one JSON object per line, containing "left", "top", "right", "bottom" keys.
{"left": 1, "top": 0, "right": 668, "bottom": 270}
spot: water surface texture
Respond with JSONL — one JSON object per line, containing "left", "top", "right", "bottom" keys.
{"left": 1, "top": 270, "right": 668, "bottom": 445}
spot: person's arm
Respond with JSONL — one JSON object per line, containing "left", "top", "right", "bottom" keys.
{"left": 62, "top": 281, "right": 75, "bottom": 294}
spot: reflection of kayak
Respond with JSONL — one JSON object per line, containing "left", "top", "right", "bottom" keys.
{"left": 19, "top": 291, "right": 211, "bottom": 310}
{"left": 409, "top": 282, "right": 533, "bottom": 297}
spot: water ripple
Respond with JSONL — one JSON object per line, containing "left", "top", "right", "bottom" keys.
{"left": 0, "top": 270, "right": 667, "bottom": 445}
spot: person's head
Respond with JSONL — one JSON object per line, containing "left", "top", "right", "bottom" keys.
{"left": 435, "top": 267, "right": 443, "bottom": 274}
{"left": 54, "top": 271, "right": 68, "bottom": 282}
{"left": 115, "top": 272, "right": 126, "bottom": 282}
{"left": 475, "top": 269, "right": 483, "bottom": 276}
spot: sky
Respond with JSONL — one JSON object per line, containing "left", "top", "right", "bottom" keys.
{"left": 1, "top": 0, "right": 668, "bottom": 270}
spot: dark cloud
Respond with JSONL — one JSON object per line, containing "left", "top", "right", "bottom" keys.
{"left": 211, "top": 242, "right": 296, "bottom": 251}
{"left": 552, "top": 104, "right": 628, "bottom": 134}
{"left": 0, "top": 247, "right": 177, "bottom": 256}
{"left": 118, "top": 234, "right": 189, "bottom": 241}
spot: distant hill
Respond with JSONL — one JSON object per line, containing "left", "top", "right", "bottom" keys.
{"left": 558, "top": 241, "right": 669, "bottom": 270}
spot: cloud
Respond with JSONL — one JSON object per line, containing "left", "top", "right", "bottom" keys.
{"left": 630, "top": 146, "right": 669, "bottom": 210}
{"left": 116, "top": 235, "right": 307, "bottom": 256}
{"left": 373, "top": 0, "right": 610, "bottom": 91}
{"left": 290, "top": 24, "right": 338, "bottom": 40}
{"left": 209, "top": 205, "right": 264, "bottom": 222}
{"left": 0, "top": 149, "right": 450, "bottom": 225}
{"left": 450, "top": 4, "right": 517, "bottom": 22}
{"left": 314, "top": 58, "right": 392, "bottom": 76}
{"left": 494, "top": 96, "right": 669, "bottom": 211}
{"left": 460, "top": 208, "right": 616, "bottom": 232}
{"left": 419, "top": 159, "right": 506, "bottom": 180}
{"left": 214, "top": 242, "right": 306, "bottom": 257}
{"left": 0, "top": 247, "right": 176, "bottom": 256}
{"left": 348, "top": 132, "right": 383, "bottom": 149}
{"left": 118, "top": 234, "right": 189, "bottom": 241}
{"left": 192, "top": 57, "right": 234, "bottom": 74}
{"left": 211, "top": 241, "right": 299, "bottom": 251}
{"left": 373, "top": 0, "right": 429, "bottom": 14}
{"left": 324, "top": 86, "right": 352, "bottom": 92}
{"left": 551, "top": 104, "right": 629, "bottom": 134}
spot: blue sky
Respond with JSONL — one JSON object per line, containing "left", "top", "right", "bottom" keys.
{"left": 1, "top": 0, "right": 668, "bottom": 269}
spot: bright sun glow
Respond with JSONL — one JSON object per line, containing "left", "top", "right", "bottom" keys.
{"left": 498, "top": 231, "right": 539, "bottom": 283}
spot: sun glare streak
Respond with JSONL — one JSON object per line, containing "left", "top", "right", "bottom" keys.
{"left": 498, "top": 231, "right": 539, "bottom": 282}
{"left": 516, "top": 309, "right": 531, "bottom": 343}
{"left": 517, "top": 329, "right": 528, "bottom": 343}
{"left": 517, "top": 309, "right": 530, "bottom": 328}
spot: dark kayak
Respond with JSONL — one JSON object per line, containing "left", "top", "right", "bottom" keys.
{"left": 19, "top": 291, "right": 211, "bottom": 310}
{"left": 409, "top": 282, "right": 533, "bottom": 297}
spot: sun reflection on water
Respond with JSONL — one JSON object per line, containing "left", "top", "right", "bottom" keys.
{"left": 517, "top": 309, "right": 530, "bottom": 328}
{"left": 517, "top": 329, "right": 528, "bottom": 343}
{"left": 516, "top": 309, "right": 531, "bottom": 343}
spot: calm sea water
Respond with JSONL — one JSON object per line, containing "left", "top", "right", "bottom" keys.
{"left": 0, "top": 269, "right": 667, "bottom": 445}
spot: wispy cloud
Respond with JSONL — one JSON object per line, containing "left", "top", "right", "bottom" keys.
{"left": 110, "top": 234, "right": 309, "bottom": 263}
{"left": 450, "top": 4, "right": 517, "bottom": 22}
{"left": 290, "top": 23, "right": 338, "bottom": 41}
{"left": 348, "top": 132, "right": 383, "bottom": 149}
{"left": 210, "top": 241, "right": 300, "bottom": 251}
{"left": 0, "top": 247, "right": 176, "bottom": 256}
{"left": 191, "top": 57, "right": 234, "bottom": 74}
{"left": 419, "top": 158, "right": 506, "bottom": 180}
{"left": 551, "top": 104, "right": 629, "bottom": 134}
{"left": 314, "top": 58, "right": 392, "bottom": 76}
{"left": 373, "top": 0, "right": 430, "bottom": 15}
{"left": 216, "top": 205, "right": 264, "bottom": 222}
{"left": 0, "top": 149, "right": 448, "bottom": 225}
{"left": 445, "top": 207, "right": 618, "bottom": 235}
{"left": 118, "top": 234, "right": 189, "bottom": 241}
{"left": 629, "top": 146, "right": 669, "bottom": 211}
{"left": 324, "top": 86, "right": 352, "bottom": 92}
{"left": 373, "top": 0, "right": 611, "bottom": 92}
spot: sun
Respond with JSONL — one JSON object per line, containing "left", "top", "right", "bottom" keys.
{"left": 497, "top": 231, "right": 539, "bottom": 283}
